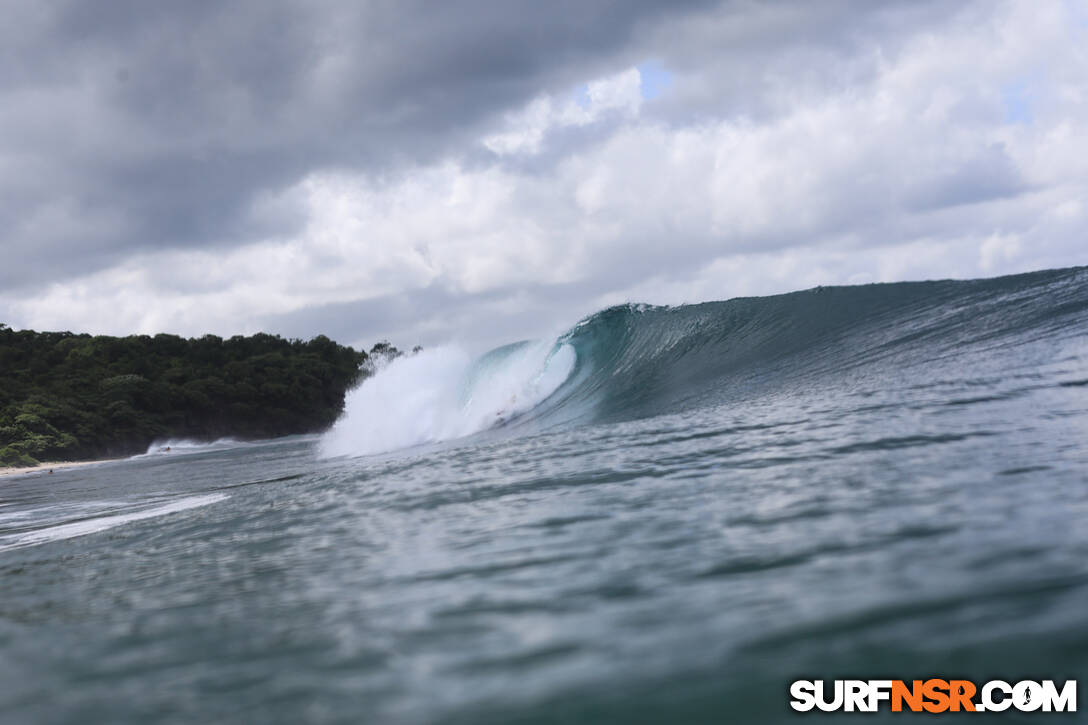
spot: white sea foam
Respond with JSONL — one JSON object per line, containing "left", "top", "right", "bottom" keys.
{"left": 0, "top": 494, "right": 228, "bottom": 552}
{"left": 319, "top": 341, "right": 575, "bottom": 458}
{"left": 135, "top": 437, "right": 247, "bottom": 458}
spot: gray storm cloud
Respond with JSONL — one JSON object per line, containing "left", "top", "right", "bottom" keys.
{"left": 1, "top": 0, "right": 1085, "bottom": 350}
{"left": 0, "top": 0, "right": 714, "bottom": 288}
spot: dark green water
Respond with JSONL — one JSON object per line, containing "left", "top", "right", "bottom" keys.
{"left": 2, "top": 267, "right": 1087, "bottom": 723}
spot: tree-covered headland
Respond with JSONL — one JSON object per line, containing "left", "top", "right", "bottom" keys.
{"left": 0, "top": 323, "right": 399, "bottom": 467}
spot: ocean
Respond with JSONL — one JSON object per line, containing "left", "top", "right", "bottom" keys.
{"left": 2, "top": 266, "right": 1087, "bottom": 723}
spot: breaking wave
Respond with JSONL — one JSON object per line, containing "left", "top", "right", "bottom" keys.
{"left": 320, "top": 341, "right": 576, "bottom": 457}
{"left": 321, "top": 266, "right": 1088, "bottom": 458}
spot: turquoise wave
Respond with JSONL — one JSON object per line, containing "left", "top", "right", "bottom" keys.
{"left": 535, "top": 266, "right": 1088, "bottom": 426}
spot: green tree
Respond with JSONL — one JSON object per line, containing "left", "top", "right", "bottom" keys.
{"left": 0, "top": 323, "right": 392, "bottom": 466}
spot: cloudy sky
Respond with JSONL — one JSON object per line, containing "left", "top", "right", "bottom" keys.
{"left": 2, "top": 0, "right": 1086, "bottom": 351}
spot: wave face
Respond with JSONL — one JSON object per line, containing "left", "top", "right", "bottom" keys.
{"left": 322, "top": 266, "right": 1088, "bottom": 457}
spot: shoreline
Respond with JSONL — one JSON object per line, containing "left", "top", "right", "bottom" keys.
{"left": 0, "top": 458, "right": 125, "bottom": 478}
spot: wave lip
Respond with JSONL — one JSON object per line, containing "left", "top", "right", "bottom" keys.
{"left": 319, "top": 341, "right": 576, "bottom": 458}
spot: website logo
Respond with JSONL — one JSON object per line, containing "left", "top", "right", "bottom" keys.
{"left": 789, "top": 679, "right": 1077, "bottom": 713}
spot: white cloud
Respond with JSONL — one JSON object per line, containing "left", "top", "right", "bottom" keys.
{"left": 483, "top": 67, "right": 642, "bottom": 156}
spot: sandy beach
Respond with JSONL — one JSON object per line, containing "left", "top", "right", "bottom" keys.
{"left": 0, "top": 459, "right": 123, "bottom": 478}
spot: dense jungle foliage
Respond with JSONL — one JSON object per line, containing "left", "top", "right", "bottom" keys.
{"left": 0, "top": 323, "right": 396, "bottom": 467}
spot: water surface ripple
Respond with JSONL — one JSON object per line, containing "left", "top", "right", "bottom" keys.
{"left": 2, "top": 267, "right": 1087, "bottom": 723}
